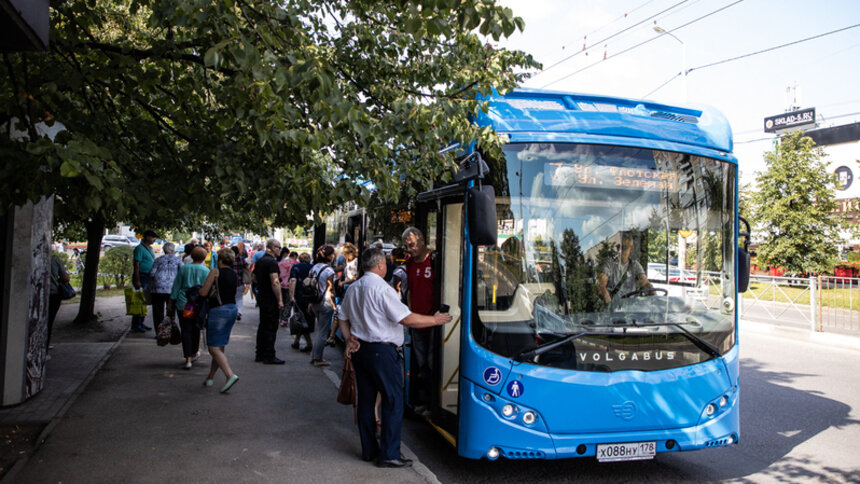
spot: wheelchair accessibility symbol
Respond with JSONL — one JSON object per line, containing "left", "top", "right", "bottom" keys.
{"left": 483, "top": 367, "right": 502, "bottom": 386}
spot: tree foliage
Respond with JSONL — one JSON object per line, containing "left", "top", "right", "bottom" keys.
{"left": 1, "top": 0, "right": 537, "bottom": 231}
{"left": 750, "top": 131, "right": 844, "bottom": 274}
{"left": 0, "top": 0, "right": 537, "bottom": 322}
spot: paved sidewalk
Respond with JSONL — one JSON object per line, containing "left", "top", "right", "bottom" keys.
{"left": 2, "top": 298, "right": 433, "bottom": 483}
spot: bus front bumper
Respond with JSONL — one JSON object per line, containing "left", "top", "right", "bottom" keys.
{"left": 458, "top": 379, "right": 740, "bottom": 460}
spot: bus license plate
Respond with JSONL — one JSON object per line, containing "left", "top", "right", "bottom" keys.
{"left": 596, "top": 441, "right": 656, "bottom": 462}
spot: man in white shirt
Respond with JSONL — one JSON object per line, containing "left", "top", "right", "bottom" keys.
{"left": 337, "top": 247, "right": 451, "bottom": 468}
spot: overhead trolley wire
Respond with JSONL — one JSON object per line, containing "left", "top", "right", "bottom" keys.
{"left": 532, "top": 0, "right": 691, "bottom": 79}
{"left": 688, "top": 22, "right": 860, "bottom": 73}
{"left": 642, "top": 22, "right": 860, "bottom": 97}
{"left": 575, "top": 0, "right": 659, "bottom": 46}
{"left": 540, "top": 0, "right": 744, "bottom": 89}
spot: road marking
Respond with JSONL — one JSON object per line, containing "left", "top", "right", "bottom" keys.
{"left": 322, "top": 368, "right": 441, "bottom": 484}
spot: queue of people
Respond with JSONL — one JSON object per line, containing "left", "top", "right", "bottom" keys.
{"left": 125, "top": 228, "right": 448, "bottom": 467}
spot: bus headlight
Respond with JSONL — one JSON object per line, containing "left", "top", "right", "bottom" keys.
{"left": 522, "top": 411, "right": 536, "bottom": 425}
{"left": 706, "top": 403, "right": 716, "bottom": 416}
{"left": 502, "top": 404, "right": 515, "bottom": 417}
{"left": 719, "top": 395, "right": 728, "bottom": 407}
{"left": 487, "top": 447, "right": 500, "bottom": 460}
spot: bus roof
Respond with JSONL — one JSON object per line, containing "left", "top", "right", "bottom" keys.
{"left": 477, "top": 88, "right": 733, "bottom": 156}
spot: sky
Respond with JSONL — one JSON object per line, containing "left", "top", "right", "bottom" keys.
{"left": 495, "top": 0, "right": 860, "bottom": 186}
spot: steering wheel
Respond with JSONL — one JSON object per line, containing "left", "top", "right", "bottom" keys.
{"left": 620, "top": 287, "right": 668, "bottom": 299}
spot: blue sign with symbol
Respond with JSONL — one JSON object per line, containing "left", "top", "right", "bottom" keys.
{"left": 507, "top": 380, "right": 524, "bottom": 398}
{"left": 483, "top": 367, "right": 502, "bottom": 386}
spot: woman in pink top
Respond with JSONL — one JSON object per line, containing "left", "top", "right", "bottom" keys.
{"left": 278, "top": 251, "right": 298, "bottom": 325}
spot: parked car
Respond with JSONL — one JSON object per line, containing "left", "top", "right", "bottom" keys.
{"left": 101, "top": 235, "right": 137, "bottom": 249}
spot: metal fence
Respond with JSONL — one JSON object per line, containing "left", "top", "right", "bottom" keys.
{"left": 739, "top": 275, "right": 814, "bottom": 326}
{"left": 731, "top": 274, "right": 860, "bottom": 334}
{"left": 817, "top": 276, "right": 860, "bottom": 333}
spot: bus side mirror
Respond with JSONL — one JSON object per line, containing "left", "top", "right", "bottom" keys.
{"left": 738, "top": 216, "right": 751, "bottom": 293}
{"left": 468, "top": 184, "right": 497, "bottom": 246}
{"left": 738, "top": 246, "right": 750, "bottom": 293}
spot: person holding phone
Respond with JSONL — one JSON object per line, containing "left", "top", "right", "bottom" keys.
{"left": 337, "top": 247, "right": 451, "bottom": 467}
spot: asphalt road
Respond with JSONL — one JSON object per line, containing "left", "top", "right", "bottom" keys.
{"left": 11, "top": 299, "right": 860, "bottom": 483}
{"left": 402, "top": 326, "right": 860, "bottom": 483}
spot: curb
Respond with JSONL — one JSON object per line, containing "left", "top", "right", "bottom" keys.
{"left": 0, "top": 327, "right": 131, "bottom": 484}
{"left": 740, "top": 319, "right": 860, "bottom": 352}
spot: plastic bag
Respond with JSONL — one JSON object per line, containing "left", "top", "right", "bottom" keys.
{"left": 124, "top": 288, "right": 147, "bottom": 316}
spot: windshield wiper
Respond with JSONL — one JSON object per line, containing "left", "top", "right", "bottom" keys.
{"left": 516, "top": 331, "right": 606, "bottom": 362}
{"left": 610, "top": 320, "right": 723, "bottom": 358}
{"left": 516, "top": 321, "right": 723, "bottom": 362}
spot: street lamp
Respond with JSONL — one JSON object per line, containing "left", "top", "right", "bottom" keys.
{"left": 653, "top": 26, "right": 687, "bottom": 102}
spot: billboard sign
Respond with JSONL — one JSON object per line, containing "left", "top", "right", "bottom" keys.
{"left": 764, "top": 108, "right": 815, "bottom": 133}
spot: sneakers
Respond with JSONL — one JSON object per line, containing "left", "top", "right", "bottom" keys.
{"left": 184, "top": 361, "right": 192, "bottom": 369}
{"left": 311, "top": 359, "right": 331, "bottom": 367}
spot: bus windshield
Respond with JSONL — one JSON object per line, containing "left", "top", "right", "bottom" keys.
{"left": 473, "top": 143, "right": 737, "bottom": 372}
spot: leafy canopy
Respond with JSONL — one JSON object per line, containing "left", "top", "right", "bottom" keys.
{"left": 0, "top": 0, "right": 538, "bottom": 235}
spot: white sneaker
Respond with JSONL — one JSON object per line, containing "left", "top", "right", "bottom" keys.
{"left": 184, "top": 361, "right": 192, "bottom": 369}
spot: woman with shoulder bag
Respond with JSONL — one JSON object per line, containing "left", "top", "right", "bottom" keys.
{"left": 288, "top": 252, "right": 314, "bottom": 352}
{"left": 169, "top": 247, "right": 210, "bottom": 369}
{"left": 198, "top": 247, "right": 240, "bottom": 393}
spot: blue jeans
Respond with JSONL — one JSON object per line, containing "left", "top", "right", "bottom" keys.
{"left": 234, "top": 285, "right": 245, "bottom": 314}
{"left": 311, "top": 302, "right": 334, "bottom": 361}
{"left": 131, "top": 274, "right": 150, "bottom": 329}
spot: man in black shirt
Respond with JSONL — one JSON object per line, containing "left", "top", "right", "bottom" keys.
{"left": 253, "top": 238, "right": 285, "bottom": 364}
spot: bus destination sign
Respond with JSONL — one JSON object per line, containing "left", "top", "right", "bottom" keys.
{"left": 546, "top": 162, "right": 678, "bottom": 192}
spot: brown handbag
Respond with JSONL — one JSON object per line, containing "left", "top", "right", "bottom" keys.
{"left": 337, "top": 356, "right": 356, "bottom": 406}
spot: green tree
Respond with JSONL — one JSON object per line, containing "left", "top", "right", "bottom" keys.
{"left": 560, "top": 229, "right": 599, "bottom": 313}
{"left": 1, "top": 0, "right": 538, "bottom": 323}
{"left": 751, "top": 131, "right": 844, "bottom": 274}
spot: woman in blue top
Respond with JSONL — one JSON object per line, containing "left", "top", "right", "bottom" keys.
{"left": 169, "top": 247, "right": 210, "bottom": 369}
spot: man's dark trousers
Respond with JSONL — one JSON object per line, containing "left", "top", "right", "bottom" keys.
{"left": 352, "top": 342, "right": 403, "bottom": 461}
{"left": 256, "top": 303, "right": 279, "bottom": 360}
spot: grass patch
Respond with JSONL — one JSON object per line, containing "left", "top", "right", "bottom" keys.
{"left": 709, "top": 281, "right": 860, "bottom": 310}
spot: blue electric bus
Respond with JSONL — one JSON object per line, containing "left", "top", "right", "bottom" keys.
{"left": 356, "top": 88, "right": 750, "bottom": 461}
